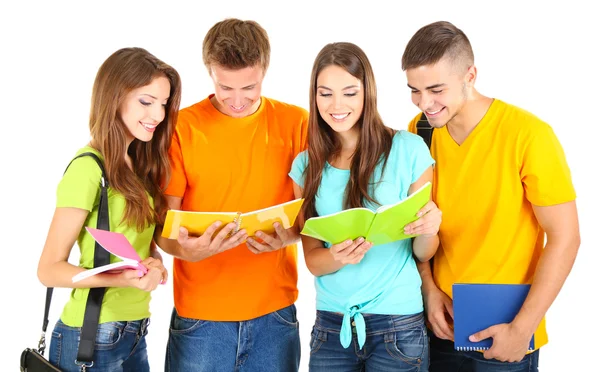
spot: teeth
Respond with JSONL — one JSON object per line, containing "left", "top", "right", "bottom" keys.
{"left": 232, "top": 105, "right": 244, "bottom": 110}
{"left": 142, "top": 123, "right": 156, "bottom": 129}
{"left": 427, "top": 108, "right": 442, "bottom": 115}
{"left": 331, "top": 113, "right": 350, "bottom": 120}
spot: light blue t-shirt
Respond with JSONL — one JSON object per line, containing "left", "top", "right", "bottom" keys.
{"left": 289, "top": 130, "right": 435, "bottom": 348}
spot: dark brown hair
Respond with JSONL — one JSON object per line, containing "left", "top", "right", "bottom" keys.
{"left": 402, "top": 21, "right": 474, "bottom": 73}
{"left": 89, "top": 47, "right": 182, "bottom": 230}
{"left": 302, "top": 42, "right": 394, "bottom": 220}
{"left": 202, "top": 18, "right": 270, "bottom": 72}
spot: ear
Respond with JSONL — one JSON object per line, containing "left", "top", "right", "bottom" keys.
{"left": 465, "top": 65, "right": 477, "bottom": 87}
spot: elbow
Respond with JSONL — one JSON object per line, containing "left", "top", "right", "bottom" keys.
{"left": 37, "top": 265, "right": 52, "bottom": 287}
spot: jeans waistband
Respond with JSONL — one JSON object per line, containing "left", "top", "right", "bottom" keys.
{"left": 315, "top": 310, "right": 424, "bottom": 336}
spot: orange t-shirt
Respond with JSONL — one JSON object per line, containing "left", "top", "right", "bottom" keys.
{"left": 166, "top": 95, "right": 308, "bottom": 321}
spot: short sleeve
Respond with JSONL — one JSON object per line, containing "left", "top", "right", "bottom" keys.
{"left": 165, "top": 127, "right": 187, "bottom": 198}
{"left": 289, "top": 151, "right": 308, "bottom": 188}
{"left": 521, "top": 124, "right": 576, "bottom": 206}
{"left": 404, "top": 131, "right": 435, "bottom": 184}
{"left": 57, "top": 155, "right": 102, "bottom": 211}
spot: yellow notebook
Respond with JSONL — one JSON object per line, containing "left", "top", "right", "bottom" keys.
{"left": 162, "top": 198, "right": 305, "bottom": 239}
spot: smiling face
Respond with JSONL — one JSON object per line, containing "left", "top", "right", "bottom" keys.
{"left": 209, "top": 64, "right": 264, "bottom": 118}
{"left": 119, "top": 75, "right": 170, "bottom": 144}
{"left": 315, "top": 64, "right": 364, "bottom": 135}
{"left": 406, "top": 57, "right": 475, "bottom": 128}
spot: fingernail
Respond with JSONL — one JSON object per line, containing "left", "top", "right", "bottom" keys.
{"left": 256, "top": 232, "right": 263, "bottom": 237}
{"left": 358, "top": 237, "right": 364, "bottom": 243}
{"left": 247, "top": 238, "right": 254, "bottom": 243}
{"left": 469, "top": 335, "right": 476, "bottom": 341}
{"left": 137, "top": 270, "right": 144, "bottom": 277}
{"left": 346, "top": 240, "right": 352, "bottom": 245}
{"left": 215, "top": 221, "right": 222, "bottom": 227}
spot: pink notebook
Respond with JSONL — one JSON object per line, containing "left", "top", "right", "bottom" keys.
{"left": 71, "top": 227, "right": 147, "bottom": 283}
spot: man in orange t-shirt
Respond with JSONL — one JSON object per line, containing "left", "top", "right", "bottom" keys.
{"left": 155, "top": 18, "right": 308, "bottom": 372}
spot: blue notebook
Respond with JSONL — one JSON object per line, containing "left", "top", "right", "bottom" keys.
{"left": 452, "top": 283, "right": 535, "bottom": 351}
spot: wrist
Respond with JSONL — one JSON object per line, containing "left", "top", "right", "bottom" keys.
{"left": 512, "top": 310, "right": 540, "bottom": 336}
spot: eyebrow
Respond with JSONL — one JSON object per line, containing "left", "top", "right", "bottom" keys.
{"left": 317, "top": 84, "right": 360, "bottom": 90}
{"left": 220, "top": 83, "right": 256, "bottom": 89}
{"left": 140, "top": 94, "right": 157, "bottom": 99}
{"left": 407, "top": 83, "right": 447, "bottom": 91}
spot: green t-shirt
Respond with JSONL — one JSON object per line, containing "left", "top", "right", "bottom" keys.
{"left": 58, "top": 146, "right": 154, "bottom": 327}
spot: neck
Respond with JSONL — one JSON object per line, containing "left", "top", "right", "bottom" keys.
{"left": 336, "top": 126, "right": 360, "bottom": 151}
{"left": 447, "top": 90, "right": 493, "bottom": 145}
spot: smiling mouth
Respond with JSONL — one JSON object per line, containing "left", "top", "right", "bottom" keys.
{"left": 330, "top": 113, "right": 350, "bottom": 121}
{"left": 425, "top": 108, "right": 444, "bottom": 117}
{"left": 230, "top": 104, "right": 246, "bottom": 112}
{"left": 141, "top": 122, "right": 157, "bottom": 132}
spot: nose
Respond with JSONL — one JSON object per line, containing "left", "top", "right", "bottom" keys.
{"left": 333, "top": 93, "right": 344, "bottom": 110}
{"left": 231, "top": 92, "right": 244, "bottom": 107}
{"left": 151, "top": 103, "right": 166, "bottom": 123}
{"left": 418, "top": 92, "right": 434, "bottom": 111}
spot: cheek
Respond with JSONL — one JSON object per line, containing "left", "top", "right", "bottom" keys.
{"left": 411, "top": 94, "right": 419, "bottom": 106}
{"left": 316, "top": 98, "right": 328, "bottom": 116}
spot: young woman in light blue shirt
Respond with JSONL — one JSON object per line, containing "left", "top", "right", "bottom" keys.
{"left": 289, "top": 42, "right": 441, "bottom": 372}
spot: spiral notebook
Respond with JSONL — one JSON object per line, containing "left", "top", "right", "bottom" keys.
{"left": 452, "top": 283, "right": 535, "bottom": 351}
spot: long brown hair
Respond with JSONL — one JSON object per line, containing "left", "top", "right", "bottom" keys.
{"left": 303, "top": 42, "right": 394, "bottom": 220}
{"left": 89, "top": 47, "right": 182, "bottom": 230}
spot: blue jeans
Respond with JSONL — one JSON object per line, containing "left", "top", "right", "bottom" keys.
{"left": 49, "top": 318, "right": 150, "bottom": 371}
{"left": 429, "top": 331, "right": 539, "bottom": 371}
{"left": 165, "top": 304, "right": 300, "bottom": 372}
{"left": 309, "top": 310, "right": 429, "bottom": 372}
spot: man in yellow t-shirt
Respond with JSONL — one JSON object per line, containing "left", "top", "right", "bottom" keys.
{"left": 402, "top": 21, "right": 580, "bottom": 371}
{"left": 155, "top": 19, "right": 308, "bottom": 372}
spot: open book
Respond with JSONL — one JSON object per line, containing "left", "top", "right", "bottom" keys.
{"left": 161, "top": 198, "right": 305, "bottom": 239}
{"left": 72, "top": 227, "right": 147, "bottom": 283}
{"left": 300, "top": 182, "right": 431, "bottom": 246}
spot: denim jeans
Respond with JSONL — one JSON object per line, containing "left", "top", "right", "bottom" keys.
{"left": 165, "top": 304, "right": 300, "bottom": 372}
{"left": 429, "top": 331, "right": 539, "bottom": 372}
{"left": 309, "top": 310, "right": 429, "bottom": 372}
{"left": 49, "top": 318, "right": 150, "bottom": 371}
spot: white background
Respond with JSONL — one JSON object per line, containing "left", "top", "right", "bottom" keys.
{"left": 2, "top": 0, "right": 598, "bottom": 370}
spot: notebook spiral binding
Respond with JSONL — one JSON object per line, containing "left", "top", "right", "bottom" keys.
{"left": 456, "top": 346, "right": 490, "bottom": 351}
{"left": 233, "top": 213, "right": 242, "bottom": 234}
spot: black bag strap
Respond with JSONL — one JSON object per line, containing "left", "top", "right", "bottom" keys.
{"left": 38, "top": 152, "right": 110, "bottom": 369}
{"left": 416, "top": 112, "right": 433, "bottom": 149}
{"left": 69, "top": 152, "right": 111, "bottom": 367}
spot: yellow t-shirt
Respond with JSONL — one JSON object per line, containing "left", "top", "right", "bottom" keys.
{"left": 166, "top": 95, "right": 308, "bottom": 321}
{"left": 408, "top": 99, "right": 576, "bottom": 349}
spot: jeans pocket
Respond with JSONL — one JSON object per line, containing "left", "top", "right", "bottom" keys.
{"left": 309, "top": 326, "right": 327, "bottom": 355}
{"left": 270, "top": 304, "right": 299, "bottom": 327}
{"left": 170, "top": 311, "right": 205, "bottom": 334}
{"left": 50, "top": 331, "right": 62, "bottom": 365}
{"left": 385, "top": 322, "right": 427, "bottom": 365}
{"left": 93, "top": 322, "right": 123, "bottom": 350}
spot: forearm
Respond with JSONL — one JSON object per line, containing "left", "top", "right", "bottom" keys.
{"left": 513, "top": 237, "right": 579, "bottom": 334}
{"left": 154, "top": 230, "right": 187, "bottom": 260}
{"left": 38, "top": 261, "right": 133, "bottom": 289}
{"left": 304, "top": 240, "right": 345, "bottom": 276}
{"left": 413, "top": 234, "right": 439, "bottom": 262}
{"left": 417, "top": 259, "right": 437, "bottom": 292}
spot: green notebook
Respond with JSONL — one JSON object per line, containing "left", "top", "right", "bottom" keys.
{"left": 300, "top": 182, "right": 432, "bottom": 246}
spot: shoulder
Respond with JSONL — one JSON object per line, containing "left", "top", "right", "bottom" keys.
{"left": 60, "top": 147, "right": 104, "bottom": 189}
{"left": 262, "top": 97, "right": 309, "bottom": 119}
{"left": 292, "top": 150, "right": 309, "bottom": 168}
{"left": 392, "top": 130, "right": 429, "bottom": 149}
{"left": 495, "top": 99, "right": 552, "bottom": 135}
